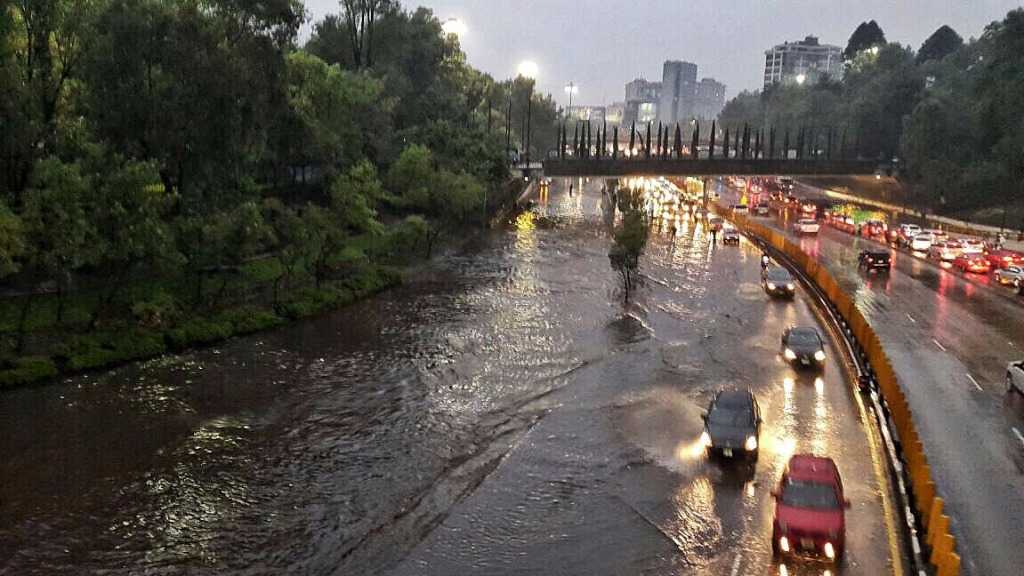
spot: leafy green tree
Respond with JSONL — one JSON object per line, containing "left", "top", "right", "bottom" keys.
{"left": 301, "top": 204, "right": 346, "bottom": 290}
{"left": 89, "top": 160, "right": 176, "bottom": 326}
{"left": 844, "top": 20, "right": 886, "bottom": 60}
{"left": 274, "top": 52, "right": 392, "bottom": 186}
{"left": 330, "top": 162, "right": 385, "bottom": 235}
{"left": 609, "top": 187, "right": 648, "bottom": 302}
{"left": 917, "top": 25, "right": 963, "bottom": 63}
{"left": 0, "top": 200, "right": 23, "bottom": 279}
{"left": 388, "top": 144, "right": 435, "bottom": 209}
{"left": 21, "top": 158, "right": 97, "bottom": 324}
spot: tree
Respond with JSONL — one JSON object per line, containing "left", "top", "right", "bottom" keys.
{"left": 388, "top": 144, "right": 435, "bottom": 210}
{"left": 330, "top": 162, "right": 385, "bottom": 235}
{"left": 89, "top": 160, "right": 177, "bottom": 326}
{"left": 339, "top": 0, "right": 398, "bottom": 68}
{"left": 844, "top": 20, "right": 886, "bottom": 60}
{"left": 0, "top": 200, "right": 22, "bottom": 279}
{"left": 609, "top": 187, "right": 648, "bottom": 302}
{"left": 917, "top": 25, "right": 963, "bottom": 64}
{"left": 21, "top": 158, "right": 97, "bottom": 325}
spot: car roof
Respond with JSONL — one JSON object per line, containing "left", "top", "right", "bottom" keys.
{"left": 865, "top": 250, "right": 889, "bottom": 256}
{"left": 715, "top": 389, "right": 754, "bottom": 407}
{"left": 786, "top": 454, "right": 839, "bottom": 483}
{"left": 766, "top": 267, "right": 792, "bottom": 278}
{"left": 789, "top": 326, "right": 820, "bottom": 338}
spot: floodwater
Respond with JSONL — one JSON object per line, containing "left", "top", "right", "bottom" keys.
{"left": 1, "top": 179, "right": 897, "bottom": 576}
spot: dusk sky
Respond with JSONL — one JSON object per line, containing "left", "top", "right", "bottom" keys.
{"left": 303, "top": 1, "right": 1023, "bottom": 107}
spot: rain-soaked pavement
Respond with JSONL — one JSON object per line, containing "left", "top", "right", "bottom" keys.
{"left": 1, "top": 179, "right": 901, "bottom": 576}
{"left": 718, "top": 178, "right": 1024, "bottom": 576}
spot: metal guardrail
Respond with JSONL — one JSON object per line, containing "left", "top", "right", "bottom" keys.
{"left": 723, "top": 208, "right": 962, "bottom": 576}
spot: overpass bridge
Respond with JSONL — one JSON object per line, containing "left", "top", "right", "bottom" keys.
{"left": 543, "top": 157, "right": 879, "bottom": 177}
{"left": 542, "top": 120, "right": 883, "bottom": 177}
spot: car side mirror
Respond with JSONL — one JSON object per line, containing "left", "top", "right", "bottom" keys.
{"left": 701, "top": 412, "right": 708, "bottom": 422}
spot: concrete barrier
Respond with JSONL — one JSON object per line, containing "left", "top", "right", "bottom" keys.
{"left": 724, "top": 207, "right": 961, "bottom": 575}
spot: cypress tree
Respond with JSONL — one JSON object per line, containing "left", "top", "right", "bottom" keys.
{"left": 709, "top": 120, "right": 717, "bottom": 159}
{"left": 733, "top": 128, "right": 740, "bottom": 159}
{"left": 628, "top": 122, "right": 636, "bottom": 156}
{"left": 674, "top": 123, "right": 683, "bottom": 158}
{"left": 723, "top": 127, "right": 731, "bottom": 158}
{"left": 691, "top": 120, "right": 700, "bottom": 159}
{"left": 783, "top": 129, "right": 790, "bottom": 160}
{"left": 645, "top": 123, "right": 652, "bottom": 159}
{"left": 573, "top": 123, "right": 580, "bottom": 157}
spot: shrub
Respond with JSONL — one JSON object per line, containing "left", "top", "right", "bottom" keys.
{"left": 167, "top": 318, "right": 233, "bottom": 350}
{"left": 214, "top": 306, "right": 285, "bottom": 335}
{"left": 131, "top": 291, "right": 180, "bottom": 328}
{"left": 66, "top": 329, "right": 167, "bottom": 371}
{"left": 0, "top": 356, "right": 59, "bottom": 388}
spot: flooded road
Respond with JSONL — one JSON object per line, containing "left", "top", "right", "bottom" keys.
{"left": 718, "top": 179, "right": 1024, "bottom": 576}
{"left": 1, "top": 179, "right": 900, "bottom": 575}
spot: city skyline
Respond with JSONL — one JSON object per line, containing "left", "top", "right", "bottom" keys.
{"left": 303, "top": 0, "right": 1022, "bottom": 107}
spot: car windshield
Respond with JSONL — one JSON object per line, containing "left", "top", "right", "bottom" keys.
{"left": 709, "top": 406, "right": 752, "bottom": 426}
{"left": 781, "top": 480, "right": 840, "bottom": 509}
{"left": 766, "top": 269, "right": 792, "bottom": 282}
{"left": 788, "top": 330, "right": 819, "bottom": 346}
{"left": 799, "top": 219, "right": 816, "bottom": 224}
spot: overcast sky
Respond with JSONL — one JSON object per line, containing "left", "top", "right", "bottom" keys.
{"left": 303, "top": 1, "right": 1022, "bottom": 107}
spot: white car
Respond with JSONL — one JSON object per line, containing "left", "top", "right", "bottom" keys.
{"left": 1008, "top": 360, "right": 1024, "bottom": 395}
{"left": 928, "top": 241, "right": 962, "bottom": 262}
{"left": 909, "top": 234, "right": 933, "bottom": 252}
{"left": 795, "top": 218, "right": 820, "bottom": 235}
{"left": 994, "top": 266, "right": 1024, "bottom": 288}
{"left": 959, "top": 238, "right": 986, "bottom": 255}
{"left": 894, "top": 223, "right": 922, "bottom": 245}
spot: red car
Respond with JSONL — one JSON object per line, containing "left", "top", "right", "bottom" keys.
{"left": 953, "top": 254, "right": 992, "bottom": 274}
{"left": 772, "top": 454, "right": 849, "bottom": 562}
{"left": 985, "top": 249, "right": 1024, "bottom": 270}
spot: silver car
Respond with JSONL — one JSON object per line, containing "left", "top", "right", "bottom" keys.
{"left": 994, "top": 266, "right": 1024, "bottom": 288}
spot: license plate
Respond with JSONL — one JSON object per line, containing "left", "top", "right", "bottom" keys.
{"left": 801, "top": 538, "right": 815, "bottom": 550}
{"left": 801, "top": 358, "right": 810, "bottom": 365}
{"left": 722, "top": 448, "right": 733, "bottom": 457}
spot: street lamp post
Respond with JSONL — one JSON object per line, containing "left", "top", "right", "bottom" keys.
{"left": 518, "top": 61, "right": 538, "bottom": 168}
{"left": 565, "top": 82, "right": 578, "bottom": 121}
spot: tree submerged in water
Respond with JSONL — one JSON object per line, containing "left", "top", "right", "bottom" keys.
{"left": 608, "top": 187, "right": 649, "bottom": 302}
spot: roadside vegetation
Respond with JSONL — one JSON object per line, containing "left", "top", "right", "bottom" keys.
{"left": 0, "top": 0, "right": 555, "bottom": 388}
{"left": 719, "top": 11, "right": 1024, "bottom": 223}
{"left": 609, "top": 187, "right": 649, "bottom": 302}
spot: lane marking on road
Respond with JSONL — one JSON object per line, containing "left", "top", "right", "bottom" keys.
{"left": 1012, "top": 427, "right": 1024, "bottom": 447}
{"left": 932, "top": 339, "right": 947, "bottom": 352}
{"left": 966, "top": 373, "right": 983, "bottom": 392}
{"left": 906, "top": 313, "right": 916, "bottom": 323}
{"left": 730, "top": 554, "right": 742, "bottom": 576}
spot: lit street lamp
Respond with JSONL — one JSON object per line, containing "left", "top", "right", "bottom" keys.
{"left": 796, "top": 73, "right": 807, "bottom": 86}
{"left": 442, "top": 18, "right": 466, "bottom": 38}
{"left": 564, "top": 82, "right": 579, "bottom": 119}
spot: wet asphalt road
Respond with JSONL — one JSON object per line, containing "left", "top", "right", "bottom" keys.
{"left": 719, "top": 178, "right": 1024, "bottom": 576}
{"left": 1, "top": 178, "right": 899, "bottom": 576}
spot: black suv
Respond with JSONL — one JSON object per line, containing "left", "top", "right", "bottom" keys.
{"left": 701, "top": 389, "right": 762, "bottom": 461}
{"left": 857, "top": 250, "right": 891, "bottom": 273}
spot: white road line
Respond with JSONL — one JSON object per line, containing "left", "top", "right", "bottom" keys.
{"left": 906, "top": 313, "right": 916, "bottom": 323}
{"left": 966, "top": 373, "right": 983, "bottom": 392}
{"left": 1012, "top": 427, "right": 1024, "bottom": 447}
{"left": 932, "top": 339, "right": 947, "bottom": 352}
{"left": 730, "top": 554, "right": 742, "bottom": 576}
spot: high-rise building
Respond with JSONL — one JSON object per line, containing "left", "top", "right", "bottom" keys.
{"left": 623, "top": 78, "right": 661, "bottom": 126}
{"left": 763, "top": 36, "right": 842, "bottom": 89}
{"left": 694, "top": 78, "right": 726, "bottom": 121}
{"left": 658, "top": 61, "right": 698, "bottom": 126}
{"left": 605, "top": 102, "right": 625, "bottom": 126}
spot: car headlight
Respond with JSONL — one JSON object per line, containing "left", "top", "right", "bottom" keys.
{"left": 745, "top": 435, "right": 758, "bottom": 451}
{"left": 699, "top": 430, "right": 711, "bottom": 447}
{"left": 814, "top": 350, "right": 826, "bottom": 361}
{"left": 824, "top": 541, "right": 835, "bottom": 559}
{"left": 786, "top": 283, "right": 795, "bottom": 290}
{"left": 779, "top": 535, "right": 790, "bottom": 553}
{"left": 767, "top": 282, "right": 777, "bottom": 290}
{"left": 784, "top": 348, "right": 796, "bottom": 360}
